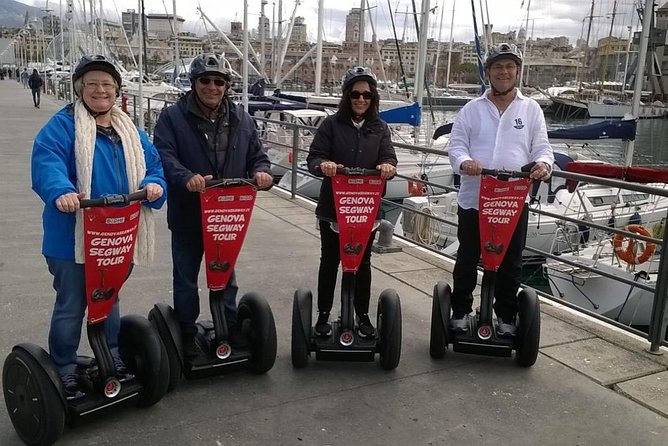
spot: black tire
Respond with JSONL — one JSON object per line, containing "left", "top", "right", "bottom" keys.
{"left": 3, "top": 347, "right": 65, "bottom": 446}
{"left": 238, "top": 292, "right": 277, "bottom": 374}
{"left": 515, "top": 288, "right": 541, "bottom": 367}
{"left": 430, "top": 281, "right": 451, "bottom": 359}
{"left": 291, "top": 289, "right": 312, "bottom": 368}
{"left": 377, "top": 289, "right": 402, "bottom": 370}
{"left": 119, "top": 315, "right": 169, "bottom": 407}
{"left": 148, "top": 304, "right": 182, "bottom": 392}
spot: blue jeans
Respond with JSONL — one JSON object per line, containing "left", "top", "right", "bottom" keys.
{"left": 46, "top": 257, "right": 121, "bottom": 374}
{"left": 171, "top": 231, "right": 238, "bottom": 338}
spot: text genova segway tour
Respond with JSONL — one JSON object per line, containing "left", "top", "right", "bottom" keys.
{"left": 430, "top": 166, "right": 541, "bottom": 366}
{"left": 291, "top": 168, "right": 402, "bottom": 370}
{"left": 3, "top": 190, "right": 169, "bottom": 446}
{"left": 148, "top": 179, "right": 277, "bottom": 389}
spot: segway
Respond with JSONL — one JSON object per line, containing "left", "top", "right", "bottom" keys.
{"left": 149, "top": 179, "right": 277, "bottom": 390}
{"left": 430, "top": 167, "right": 541, "bottom": 367}
{"left": 3, "top": 190, "right": 169, "bottom": 446}
{"left": 291, "top": 168, "right": 402, "bottom": 370}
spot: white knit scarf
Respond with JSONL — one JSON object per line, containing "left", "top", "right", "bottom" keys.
{"left": 74, "top": 100, "right": 155, "bottom": 266}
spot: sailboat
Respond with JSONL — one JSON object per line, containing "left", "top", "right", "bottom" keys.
{"left": 542, "top": 0, "right": 668, "bottom": 327}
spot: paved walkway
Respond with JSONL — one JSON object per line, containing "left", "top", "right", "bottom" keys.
{"left": 0, "top": 80, "right": 667, "bottom": 445}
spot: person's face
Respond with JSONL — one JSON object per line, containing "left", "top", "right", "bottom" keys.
{"left": 350, "top": 80, "right": 373, "bottom": 116}
{"left": 488, "top": 58, "right": 519, "bottom": 92}
{"left": 195, "top": 74, "right": 227, "bottom": 109}
{"left": 82, "top": 71, "right": 116, "bottom": 112}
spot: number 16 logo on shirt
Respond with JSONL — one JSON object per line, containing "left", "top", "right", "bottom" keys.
{"left": 513, "top": 118, "right": 524, "bottom": 130}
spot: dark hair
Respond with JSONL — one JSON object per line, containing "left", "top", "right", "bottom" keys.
{"left": 337, "top": 79, "right": 379, "bottom": 121}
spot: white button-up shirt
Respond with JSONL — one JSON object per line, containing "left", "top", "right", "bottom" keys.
{"left": 448, "top": 89, "right": 554, "bottom": 210}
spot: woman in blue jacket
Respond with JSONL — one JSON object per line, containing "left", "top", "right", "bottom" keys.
{"left": 31, "top": 55, "right": 166, "bottom": 399}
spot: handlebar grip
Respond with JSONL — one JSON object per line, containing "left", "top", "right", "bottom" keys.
{"left": 79, "top": 189, "right": 148, "bottom": 208}
{"left": 205, "top": 178, "right": 257, "bottom": 188}
{"left": 480, "top": 168, "right": 532, "bottom": 179}
{"left": 335, "top": 167, "right": 380, "bottom": 176}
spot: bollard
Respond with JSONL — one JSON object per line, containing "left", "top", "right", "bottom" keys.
{"left": 372, "top": 219, "right": 402, "bottom": 253}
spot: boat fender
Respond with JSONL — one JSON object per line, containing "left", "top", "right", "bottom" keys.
{"left": 612, "top": 224, "right": 656, "bottom": 265}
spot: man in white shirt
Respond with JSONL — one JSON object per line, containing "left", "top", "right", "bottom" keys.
{"left": 447, "top": 43, "right": 554, "bottom": 336}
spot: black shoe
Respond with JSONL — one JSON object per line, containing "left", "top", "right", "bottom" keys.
{"left": 182, "top": 334, "right": 202, "bottom": 363}
{"left": 314, "top": 312, "right": 332, "bottom": 337}
{"left": 357, "top": 314, "right": 375, "bottom": 339}
{"left": 112, "top": 354, "right": 135, "bottom": 382}
{"left": 60, "top": 372, "right": 85, "bottom": 400}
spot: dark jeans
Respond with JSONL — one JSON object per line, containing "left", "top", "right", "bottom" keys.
{"left": 317, "top": 219, "right": 376, "bottom": 316}
{"left": 451, "top": 205, "right": 529, "bottom": 321}
{"left": 31, "top": 88, "right": 41, "bottom": 106}
{"left": 171, "top": 230, "right": 238, "bottom": 338}
{"left": 46, "top": 257, "right": 121, "bottom": 374}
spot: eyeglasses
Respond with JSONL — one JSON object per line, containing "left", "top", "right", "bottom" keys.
{"left": 350, "top": 90, "right": 373, "bottom": 100}
{"left": 83, "top": 81, "right": 116, "bottom": 91}
{"left": 199, "top": 77, "right": 226, "bottom": 86}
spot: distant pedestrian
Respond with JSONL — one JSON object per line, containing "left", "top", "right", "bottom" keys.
{"left": 21, "top": 68, "right": 29, "bottom": 88}
{"left": 28, "top": 69, "right": 43, "bottom": 108}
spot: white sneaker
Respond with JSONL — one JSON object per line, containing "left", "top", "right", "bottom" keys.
{"left": 449, "top": 314, "right": 470, "bottom": 332}
{"left": 496, "top": 317, "right": 517, "bottom": 337}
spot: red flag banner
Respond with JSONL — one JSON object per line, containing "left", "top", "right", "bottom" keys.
{"left": 200, "top": 185, "right": 256, "bottom": 290}
{"left": 478, "top": 176, "right": 531, "bottom": 271}
{"left": 84, "top": 202, "right": 141, "bottom": 323}
{"left": 331, "top": 175, "right": 385, "bottom": 272}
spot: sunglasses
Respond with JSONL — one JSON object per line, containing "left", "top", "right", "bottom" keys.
{"left": 199, "top": 77, "right": 226, "bottom": 86}
{"left": 350, "top": 91, "right": 373, "bottom": 100}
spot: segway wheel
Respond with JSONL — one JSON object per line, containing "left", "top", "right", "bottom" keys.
{"left": 149, "top": 304, "right": 182, "bottom": 392}
{"left": 377, "top": 289, "right": 402, "bottom": 370}
{"left": 238, "top": 292, "right": 277, "bottom": 374}
{"left": 515, "top": 288, "right": 541, "bottom": 367}
{"left": 3, "top": 348, "right": 65, "bottom": 446}
{"left": 119, "top": 315, "right": 169, "bottom": 407}
{"left": 429, "top": 281, "right": 451, "bottom": 359}
{"left": 291, "top": 288, "right": 313, "bottom": 368}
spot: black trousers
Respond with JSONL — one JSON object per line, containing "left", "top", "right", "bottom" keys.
{"left": 451, "top": 205, "right": 529, "bottom": 320}
{"left": 317, "top": 219, "right": 376, "bottom": 316}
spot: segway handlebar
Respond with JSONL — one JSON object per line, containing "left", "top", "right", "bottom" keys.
{"left": 335, "top": 167, "right": 381, "bottom": 176}
{"left": 480, "top": 162, "right": 536, "bottom": 180}
{"left": 79, "top": 190, "right": 148, "bottom": 208}
{"left": 205, "top": 178, "right": 265, "bottom": 189}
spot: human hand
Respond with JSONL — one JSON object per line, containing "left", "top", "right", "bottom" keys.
{"left": 460, "top": 160, "right": 482, "bottom": 176}
{"left": 143, "top": 183, "right": 164, "bottom": 202}
{"left": 186, "top": 174, "right": 213, "bottom": 192}
{"left": 530, "top": 162, "right": 551, "bottom": 182}
{"left": 319, "top": 160, "right": 343, "bottom": 177}
{"left": 254, "top": 171, "right": 273, "bottom": 189}
{"left": 376, "top": 163, "right": 396, "bottom": 179}
{"left": 55, "top": 192, "right": 86, "bottom": 213}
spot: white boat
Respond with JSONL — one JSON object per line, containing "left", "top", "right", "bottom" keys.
{"left": 542, "top": 232, "right": 660, "bottom": 326}
{"left": 586, "top": 100, "right": 668, "bottom": 119}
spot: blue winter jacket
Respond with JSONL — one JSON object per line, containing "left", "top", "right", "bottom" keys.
{"left": 153, "top": 93, "right": 271, "bottom": 232}
{"left": 31, "top": 105, "right": 167, "bottom": 260}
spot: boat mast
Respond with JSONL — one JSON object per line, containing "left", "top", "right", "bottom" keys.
{"left": 413, "top": 0, "right": 430, "bottom": 107}
{"left": 172, "top": 0, "right": 179, "bottom": 83}
{"left": 599, "top": 0, "right": 618, "bottom": 87}
{"left": 624, "top": 0, "right": 654, "bottom": 167}
{"left": 137, "top": 0, "right": 144, "bottom": 130}
{"left": 445, "top": 0, "right": 455, "bottom": 91}
{"left": 519, "top": 0, "right": 531, "bottom": 89}
{"left": 432, "top": 0, "right": 445, "bottom": 89}
{"left": 358, "top": 0, "right": 365, "bottom": 66}
{"left": 314, "top": 0, "right": 323, "bottom": 95}
{"left": 579, "top": 0, "right": 595, "bottom": 88}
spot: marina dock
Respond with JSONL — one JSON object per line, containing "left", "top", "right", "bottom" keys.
{"left": 0, "top": 80, "right": 667, "bottom": 445}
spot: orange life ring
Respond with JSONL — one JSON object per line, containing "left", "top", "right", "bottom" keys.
{"left": 612, "top": 224, "right": 656, "bottom": 264}
{"left": 408, "top": 176, "right": 423, "bottom": 196}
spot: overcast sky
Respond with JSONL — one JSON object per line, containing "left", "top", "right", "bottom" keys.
{"left": 26, "top": 0, "right": 646, "bottom": 46}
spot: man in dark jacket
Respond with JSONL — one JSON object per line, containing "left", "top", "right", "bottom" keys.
{"left": 153, "top": 53, "right": 272, "bottom": 359}
{"left": 28, "top": 69, "right": 43, "bottom": 108}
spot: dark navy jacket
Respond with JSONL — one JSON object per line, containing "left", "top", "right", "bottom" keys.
{"left": 307, "top": 112, "right": 397, "bottom": 221}
{"left": 153, "top": 93, "right": 271, "bottom": 232}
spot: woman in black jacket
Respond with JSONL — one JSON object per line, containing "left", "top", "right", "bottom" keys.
{"left": 306, "top": 67, "right": 398, "bottom": 339}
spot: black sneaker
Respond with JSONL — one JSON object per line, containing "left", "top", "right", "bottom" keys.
{"left": 314, "top": 312, "right": 332, "bottom": 337}
{"left": 60, "top": 372, "right": 85, "bottom": 400}
{"left": 112, "top": 354, "right": 135, "bottom": 382}
{"left": 357, "top": 314, "right": 375, "bottom": 339}
{"left": 182, "top": 334, "right": 201, "bottom": 363}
